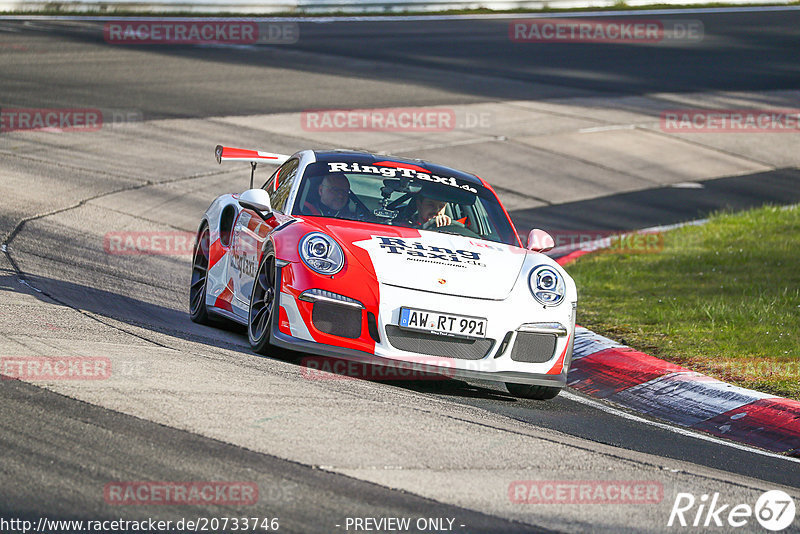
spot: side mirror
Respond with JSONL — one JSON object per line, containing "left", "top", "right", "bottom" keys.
{"left": 527, "top": 229, "right": 555, "bottom": 253}
{"left": 239, "top": 189, "right": 273, "bottom": 220}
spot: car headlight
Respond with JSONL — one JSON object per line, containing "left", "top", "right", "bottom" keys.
{"left": 299, "top": 233, "right": 344, "bottom": 275}
{"left": 528, "top": 265, "right": 565, "bottom": 306}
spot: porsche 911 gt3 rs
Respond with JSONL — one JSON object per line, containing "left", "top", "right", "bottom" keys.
{"left": 190, "top": 146, "right": 577, "bottom": 399}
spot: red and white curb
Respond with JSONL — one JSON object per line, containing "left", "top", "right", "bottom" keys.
{"left": 567, "top": 327, "right": 800, "bottom": 456}
{"left": 556, "top": 223, "right": 800, "bottom": 458}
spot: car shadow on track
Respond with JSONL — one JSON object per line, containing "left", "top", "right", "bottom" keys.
{"left": 382, "top": 377, "right": 517, "bottom": 402}
{"left": 1, "top": 267, "right": 253, "bottom": 355}
{"left": 3, "top": 269, "right": 540, "bottom": 403}
{"left": 284, "top": 350, "right": 519, "bottom": 401}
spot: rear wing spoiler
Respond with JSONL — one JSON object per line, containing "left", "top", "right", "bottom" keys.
{"left": 215, "top": 145, "right": 291, "bottom": 188}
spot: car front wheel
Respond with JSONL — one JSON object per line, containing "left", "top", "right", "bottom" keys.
{"left": 248, "top": 251, "right": 277, "bottom": 354}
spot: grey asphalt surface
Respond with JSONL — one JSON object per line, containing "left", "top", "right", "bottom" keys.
{"left": 1, "top": 11, "right": 799, "bottom": 533}
{"left": 0, "top": 378, "right": 545, "bottom": 533}
{"left": 2, "top": 9, "right": 800, "bottom": 118}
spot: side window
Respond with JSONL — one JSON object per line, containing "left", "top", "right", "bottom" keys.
{"left": 262, "top": 159, "right": 299, "bottom": 213}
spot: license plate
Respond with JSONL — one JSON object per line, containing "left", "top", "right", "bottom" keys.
{"left": 399, "top": 307, "right": 487, "bottom": 339}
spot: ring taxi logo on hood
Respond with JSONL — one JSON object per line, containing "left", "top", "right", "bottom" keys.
{"left": 327, "top": 162, "right": 478, "bottom": 193}
{"left": 353, "top": 233, "right": 522, "bottom": 300}
{"left": 377, "top": 237, "right": 484, "bottom": 267}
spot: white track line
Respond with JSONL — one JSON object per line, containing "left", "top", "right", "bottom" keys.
{"left": 579, "top": 124, "right": 637, "bottom": 133}
{"left": 562, "top": 390, "right": 800, "bottom": 464}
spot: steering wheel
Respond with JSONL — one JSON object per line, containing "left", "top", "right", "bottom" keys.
{"left": 348, "top": 191, "right": 374, "bottom": 221}
{"left": 421, "top": 220, "right": 481, "bottom": 238}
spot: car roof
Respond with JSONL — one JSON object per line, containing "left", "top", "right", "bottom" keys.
{"left": 312, "top": 150, "right": 484, "bottom": 187}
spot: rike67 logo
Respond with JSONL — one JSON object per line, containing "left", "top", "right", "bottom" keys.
{"left": 668, "top": 490, "right": 796, "bottom": 531}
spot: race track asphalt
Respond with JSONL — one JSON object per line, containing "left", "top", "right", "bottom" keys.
{"left": 1, "top": 10, "right": 799, "bottom": 532}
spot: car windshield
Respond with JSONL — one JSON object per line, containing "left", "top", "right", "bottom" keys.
{"left": 293, "top": 161, "right": 519, "bottom": 246}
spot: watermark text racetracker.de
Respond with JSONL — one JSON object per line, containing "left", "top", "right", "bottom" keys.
{"left": 509, "top": 18, "right": 703, "bottom": 43}
{"left": 509, "top": 480, "right": 663, "bottom": 504}
{"left": 104, "top": 481, "right": 258, "bottom": 505}
{"left": 300, "top": 356, "right": 457, "bottom": 381}
{"left": 0, "top": 108, "right": 142, "bottom": 133}
{"left": 1, "top": 356, "right": 111, "bottom": 380}
{"left": 661, "top": 109, "right": 800, "bottom": 132}
{"left": 301, "top": 108, "right": 493, "bottom": 132}
{"left": 104, "top": 231, "right": 197, "bottom": 255}
{"left": 541, "top": 229, "right": 665, "bottom": 256}
{"left": 0, "top": 516, "right": 279, "bottom": 533}
{"left": 103, "top": 20, "right": 298, "bottom": 45}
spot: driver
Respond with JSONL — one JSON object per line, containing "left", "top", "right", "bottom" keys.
{"left": 305, "top": 173, "right": 356, "bottom": 218}
{"left": 403, "top": 194, "right": 452, "bottom": 229}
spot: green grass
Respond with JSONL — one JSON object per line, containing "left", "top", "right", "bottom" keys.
{"left": 2, "top": 2, "right": 798, "bottom": 16}
{"left": 566, "top": 204, "right": 800, "bottom": 400}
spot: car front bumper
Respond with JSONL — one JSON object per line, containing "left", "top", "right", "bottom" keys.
{"left": 273, "top": 275, "right": 576, "bottom": 387}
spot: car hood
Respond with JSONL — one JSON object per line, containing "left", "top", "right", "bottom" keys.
{"left": 310, "top": 220, "right": 528, "bottom": 300}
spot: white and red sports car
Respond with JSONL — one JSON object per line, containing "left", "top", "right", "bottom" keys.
{"left": 190, "top": 146, "right": 577, "bottom": 399}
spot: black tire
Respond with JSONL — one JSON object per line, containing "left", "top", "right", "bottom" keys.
{"left": 189, "top": 225, "right": 212, "bottom": 325}
{"left": 505, "top": 382, "right": 562, "bottom": 400}
{"left": 248, "top": 251, "right": 277, "bottom": 354}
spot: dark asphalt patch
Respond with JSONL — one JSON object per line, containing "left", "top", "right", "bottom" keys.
{"left": 510, "top": 168, "right": 800, "bottom": 232}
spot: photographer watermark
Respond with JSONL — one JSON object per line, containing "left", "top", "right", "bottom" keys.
{"left": 340, "top": 517, "right": 460, "bottom": 532}
{"left": 510, "top": 19, "right": 703, "bottom": 43}
{"left": 103, "top": 20, "right": 297, "bottom": 45}
{"left": 544, "top": 229, "right": 665, "bottom": 255}
{"left": 1, "top": 516, "right": 278, "bottom": 532}
{"left": 1, "top": 356, "right": 111, "bottom": 380}
{"left": 1, "top": 108, "right": 101, "bottom": 133}
{"left": 1, "top": 108, "right": 142, "bottom": 133}
{"left": 667, "top": 489, "right": 795, "bottom": 531}
{"left": 661, "top": 109, "right": 800, "bottom": 132}
{"left": 102, "top": 109, "right": 144, "bottom": 130}
{"left": 301, "top": 108, "right": 459, "bottom": 132}
{"left": 104, "top": 481, "right": 258, "bottom": 506}
{"left": 104, "top": 231, "right": 197, "bottom": 256}
{"left": 509, "top": 480, "right": 663, "bottom": 504}
{"left": 0, "top": 43, "right": 29, "bottom": 52}
{"left": 301, "top": 107, "right": 494, "bottom": 132}
{"left": 301, "top": 356, "right": 456, "bottom": 381}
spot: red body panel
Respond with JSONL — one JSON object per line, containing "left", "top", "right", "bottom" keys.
{"left": 272, "top": 218, "right": 422, "bottom": 353}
